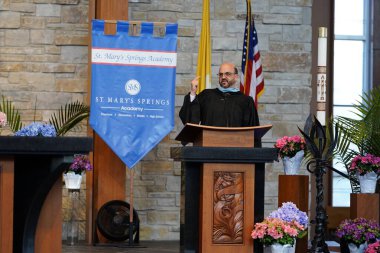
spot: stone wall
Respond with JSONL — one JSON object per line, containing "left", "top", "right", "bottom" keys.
{"left": 0, "top": 0, "right": 313, "bottom": 241}
{"left": 0, "top": 0, "right": 88, "bottom": 125}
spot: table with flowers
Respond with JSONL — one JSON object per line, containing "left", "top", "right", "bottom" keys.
{"left": 0, "top": 136, "right": 92, "bottom": 253}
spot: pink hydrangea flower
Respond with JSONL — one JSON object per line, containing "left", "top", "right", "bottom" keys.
{"left": 251, "top": 215, "right": 307, "bottom": 246}
{"left": 0, "top": 112, "right": 6, "bottom": 127}
{"left": 350, "top": 154, "right": 380, "bottom": 176}
{"left": 274, "top": 135, "right": 306, "bottom": 159}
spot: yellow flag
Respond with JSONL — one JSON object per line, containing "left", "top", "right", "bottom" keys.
{"left": 196, "top": 0, "right": 211, "bottom": 93}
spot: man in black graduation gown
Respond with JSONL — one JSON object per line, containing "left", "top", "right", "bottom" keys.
{"left": 179, "top": 62, "right": 260, "bottom": 127}
{"left": 179, "top": 62, "right": 265, "bottom": 253}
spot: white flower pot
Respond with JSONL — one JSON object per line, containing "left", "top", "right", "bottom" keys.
{"left": 282, "top": 150, "right": 304, "bottom": 175}
{"left": 358, "top": 171, "right": 378, "bottom": 193}
{"left": 348, "top": 242, "right": 367, "bottom": 253}
{"left": 63, "top": 172, "right": 83, "bottom": 189}
{"left": 270, "top": 242, "right": 295, "bottom": 253}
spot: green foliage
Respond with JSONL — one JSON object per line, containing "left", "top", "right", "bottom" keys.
{"left": 334, "top": 86, "right": 380, "bottom": 192}
{"left": 0, "top": 96, "right": 23, "bottom": 132}
{"left": 49, "top": 101, "right": 90, "bottom": 136}
{"left": 0, "top": 96, "right": 89, "bottom": 136}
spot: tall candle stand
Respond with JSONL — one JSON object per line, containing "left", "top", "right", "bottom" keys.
{"left": 299, "top": 116, "right": 336, "bottom": 253}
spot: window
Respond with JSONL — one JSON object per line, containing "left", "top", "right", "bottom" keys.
{"left": 332, "top": 0, "right": 373, "bottom": 206}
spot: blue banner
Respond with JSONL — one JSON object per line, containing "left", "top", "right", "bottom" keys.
{"left": 90, "top": 20, "right": 178, "bottom": 168}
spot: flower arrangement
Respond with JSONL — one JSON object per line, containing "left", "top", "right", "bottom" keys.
{"left": 349, "top": 153, "right": 380, "bottom": 176}
{"left": 14, "top": 122, "right": 57, "bottom": 137}
{"left": 251, "top": 202, "right": 308, "bottom": 246}
{"left": 0, "top": 112, "right": 6, "bottom": 127}
{"left": 366, "top": 241, "right": 380, "bottom": 253}
{"left": 65, "top": 154, "right": 92, "bottom": 175}
{"left": 0, "top": 96, "right": 89, "bottom": 137}
{"left": 274, "top": 135, "right": 306, "bottom": 159}
{"left": 0, "top": 112, "right": 6, "bottom": 134}
{"left": 336, "top": 218, "right": 380, "bottom": 246}
{"left": 268, "top": 202, "right": 309, "bottom": 230}
{"left": 251, "top": 218, "right": 304, "bottom": 246}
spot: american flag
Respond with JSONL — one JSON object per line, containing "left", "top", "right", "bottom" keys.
{"left": 240, "top": 0, "right": 264, "bottom": 108}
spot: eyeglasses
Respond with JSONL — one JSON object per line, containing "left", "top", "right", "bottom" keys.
{"left": 217, "top": 72, "right": 236, "bottom": 78}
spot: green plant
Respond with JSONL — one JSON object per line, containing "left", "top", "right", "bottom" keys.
{"left": 0, "top": 97, "right": 89, "bottom": 136}
{"left": 49, "top": 101, "right": 90, "bottom": 136}
{"left": 334, "top": 86, "right": 380, "bottom": 192}
{"left": 0, "top": 96, "right": 23, "bottom": 132}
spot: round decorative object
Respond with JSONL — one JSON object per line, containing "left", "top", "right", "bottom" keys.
{"left": 63, "top": 172, "right": 83, "bottom": 189}
{"left": 358, "top": 171, "right": 378, "bottom": 193}
{"left": 348, "top": 242, "right": 367, "bottom": 253}
{"left": 96, "top": 200, "right": 139, "bottom": 242}
{"left": 270, "top": 242, "right": 295, "bottom": 253}
{"left": 282, "top": 150, "right": 304, "bottom": 175}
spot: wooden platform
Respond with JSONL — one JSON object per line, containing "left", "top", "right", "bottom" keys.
{"left": 62, "top": 241, "right": 179, "bottom": 253}
{"left": 62, "top": 241, "right": 342, "bottom": 253}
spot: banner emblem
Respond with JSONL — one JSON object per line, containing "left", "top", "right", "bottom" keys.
{"left": 125, "top": 80, "right": 141, "bottom": 95}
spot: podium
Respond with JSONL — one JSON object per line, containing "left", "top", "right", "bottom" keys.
{"left": 0, "top": 136, "right": 92, "bottom": 253}
{"left": 172, "top": 123, "right": 277, "bottom": 253}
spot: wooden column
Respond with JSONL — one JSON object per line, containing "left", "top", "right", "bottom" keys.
{"left": 87, "top": 0, "right": 128, "bottom": 244}
{"left": 0, "top": 157, "right": 14, "bottom": 253}
{"left": 278, "top": 175, "right": 309, "bottom": 253}
{"left": 350, "top": 193, "right": 379, "bottom": 222}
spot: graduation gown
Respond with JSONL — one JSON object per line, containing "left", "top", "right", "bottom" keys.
{"left": 179, "top": 88, "right": 260, "bottom": 127}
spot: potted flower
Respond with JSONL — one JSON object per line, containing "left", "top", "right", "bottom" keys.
{"left": 334, "top": 86, "right": 380, "bottom": 194}
{"left": 274, "top": 135, "right": 306, "bottom": 175}
{"left": 14, "top": 122, "right": 57, "bottom": 137}
{"left": 366, "top": 241, "right": 380, "bottom": 253}
{"left": 268, "top": 202, "right": 309, "bottom": 232}
{"left": 349, "top": 154, "right": 380, "bottom": 193}
{"left": 63, "top": 154, "right": 93, "bottom": 189}
{"left": 0, "top": 111, "right": 6, "bottom": 134}
{"left": 251, "top": 202, "right": 308, "bottom": 253}
{"left": 336, "top": 217, "right": 380, "bottom": 253}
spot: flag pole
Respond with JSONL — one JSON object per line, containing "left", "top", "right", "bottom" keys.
{"left": 196, "top": 0, "right": 211, "bottom": 92}
{"left": 128, "top": 167, "right": 134, "bottom": 245}
{"left": 240, "top": 0, "right": 264, "bottom": 109}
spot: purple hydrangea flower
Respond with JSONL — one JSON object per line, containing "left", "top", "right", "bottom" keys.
{"left": 336, "top": 218, "right": 380, "bottom": 246}
{"left": 67, "top": 154, "right": 92, "bottom": 175}
{"left": 268, "top": 202, "right": 309, "bottom": 229}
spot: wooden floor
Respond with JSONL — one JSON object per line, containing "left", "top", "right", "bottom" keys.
{"left": 62, "top": 241, "right": 179, "bottom": 253}
{"left": 62, "top": 240, "right": 341, "bottom": 253}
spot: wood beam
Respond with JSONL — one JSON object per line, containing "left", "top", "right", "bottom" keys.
{"left": 87, "top": 0, "right": 128, "bottom": 244}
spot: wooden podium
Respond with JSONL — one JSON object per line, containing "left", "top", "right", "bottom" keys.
{"left": 0, "top": 136, "right": 92, "bottom": 253}
{"left": 172, "top": 123, "right": 277, "bottom": 253}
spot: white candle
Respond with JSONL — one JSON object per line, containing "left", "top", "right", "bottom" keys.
{"left": 316, "top": 27, "right": 327, "bottom": 125}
